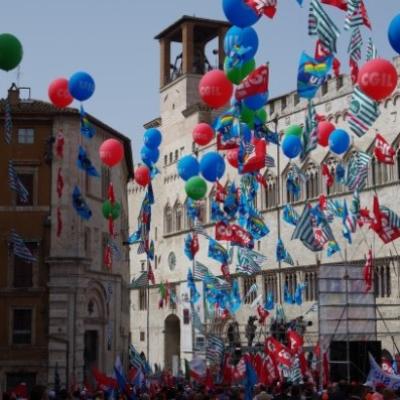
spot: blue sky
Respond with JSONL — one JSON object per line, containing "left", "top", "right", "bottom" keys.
{"left": 0, "top": 1, "right": 398, "bottom": 161}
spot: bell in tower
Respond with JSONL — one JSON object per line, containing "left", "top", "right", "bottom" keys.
{"left": 155, "top": 16, "right": 230, "bottom": 89}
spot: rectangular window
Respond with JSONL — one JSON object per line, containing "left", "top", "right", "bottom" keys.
{"left": 293, "top": 93, "right": 300, "bottom": 106}
{"left": 12, "top": 309, "right": 32, "bottom": 344}
{"left": 269, "top": 102, "right": 275, "bottom": 115}
{"left": 16, "top": 172, "right": 34, "bottom": 206}
{"left": 140, "top": 331, "right": 145, "bottom": 342}
{"left": 281, "top": 97, "right": 287, "bottom": 111}
{"left": 101, "top": 167, "right": 110, "bottom": 200}
{"left": 13, "top": 243, "right": 35, "bottom": 288}
{"left": 374, "top": 263, "right": 392, "bottom": 299}
{"left": 243, "top": 276, "right": 257, "bottom": 305}
{"left": 304, "top": 271, "right": 317, "bottom": 302}
{"left": 336, "top": 76, "right": 343, "bottom": 90}
{"left": 17, "top": 128, "right": 35, "bottom": 144}
{"left": 322, "top": 82, "right": 329, "bottom": 96}
{"left": 139, "top": 288, "right": 147, "bottom": 311}
{"left": 164, "top": 155, "right": 168, "bottom": 166}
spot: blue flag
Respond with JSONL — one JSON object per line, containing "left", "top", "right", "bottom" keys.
{"left": 294, "top": 284, "right": 305, "bottom": 305}
{"left": 284, "top": 285, "right": 294, "bottom": 304}
{"left": 265, "top": 293, "right": 275, "bottom": 311}
{"left": 80, "top": 105, "right": 96, "bottom": 139}
{"left": 208, "top": 239, "right": 229, "bottom": 264}
{"left": 187, "top": 268, "right": 200, "bottom": 304}
{"left": 77, "top": 146, "right": 99, "bottom": 176}
{"left": 244, "top": 360, "right": 258, "bottom": 400}
{"left": 72, "top": 186, "right": 92, "bottom": 220}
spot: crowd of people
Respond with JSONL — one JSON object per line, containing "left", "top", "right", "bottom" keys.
{"left": 4, "top": 380, "right": 400, "bottom": 400}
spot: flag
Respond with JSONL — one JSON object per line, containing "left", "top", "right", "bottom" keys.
{"left": 308, "top": 0, "right": 340, "bottom": 54}
{"left": 55, "top": 131, "right": 65, "bottom": 159}
{"left": 244, "top": 358, "right": 258, "bottom": 400}
{"left": 148, "top": 262, "right": 155, "bottom": 285}
{"left": 292, "top": 204, "right": 322, "bottom": 252}
{"left": 375, "top": 133, "right": 395, "bottom": 165}
{"left": 184, "top": 233, "right": 199, "bottom": 261}
{"left": 57, "top": 168, "right": 64, "bottom": 199}
{"left": 208, "top": 238, "right": 229, "bottom": 264}
{"left": 129, "top": 345, "right": 146, "bottom": 372}
{"left": 215, "top": 181, "right": 227, "bottom": 203}
{"left": 276, "top": 239, "right": 294, "bottom": 266}
{"left": 366, "top": 37, "right": 378, "bottom": 61}
{"left": 246, "top": 210, "right": 269, "bottom": 241}
{"left": 371, "top": 198, "right": 400, "bottom": 244}
{"left": 235, "top": 64, "right": 269, "bottom": 101}
{"left": 348, "top": 86, "right": 380, "bottom": 137}
{"left": 348, "top": 27, "right": 363, "bottom": 62}
{"left": 322, "top": 164, "right": 334, "bottom": 188}
{"left": 265, "top": 337, "right": 293, "bottom": 367}
{"left": 284, "top": 285, "right": 294, "bottom": 304}
{"left": 363, "top": 249, "right": 373, "bottom": 292}
{"left": 321, "top": 0, "right": 347, "bottom": 10}
{"left": 9, "top": 230, "right": 37, "bottom": 263}
{"left": 77, "top": 146, "right": 100, "bottom": 176}
{"left": 72, "top": 186, "right": 92, "bottom": 220}
{"left": 283, "top": 204, "right": 299, "bottom": 226}
{"left": 301, "top": 100, "right": 318, "bottom": 159}
{"left": 215, "top": 221, "right": 254, "bottom": 248}
{"left": 80, "top": 105, "right": 96, "bottom": 139}
{"left": 8, "top": 161, "right": 29, "bottom": 204}
{"left": 344, "top": 0, "right": 371, "bottom": 31}
{"left": 315, "top": 40, "right": 341, "bottom": 77}
{"left": 294, "top": 283, "right": 305, "bottom": 305}
{"left": 206, "top": 335, "right": 224, "bottom": 365}
{"left": 297, "top": 52, "right": 332, "bottom": 99}
{"left": 245, "top": 0, "right": 277, "bottom": 18}
{"left": 4, "top": 99, "right": 12, "bottom": 144}
{"left": 265, "top": 293, "right": 275, "bottom": 310}
{"left": 187, "top": 357, "right": 207, "bottom": 381}
{"left": 345, "top": 151, "right": 371, "bottom": 191}
{"left": 244, "top": 283, "right": 258, "bottom": 302}
{"left": 187, "top": 268, "right": 200, "bottom": 304}
{"left": 342, "top": 201, "right": 354, "bottom": 244}
{"left": 237, "top": 247, "right": 263, "bottom": 275}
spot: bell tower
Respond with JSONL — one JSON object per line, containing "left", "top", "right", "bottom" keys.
{"left": 155, "top": 16, "right": 230, "bottom": 112}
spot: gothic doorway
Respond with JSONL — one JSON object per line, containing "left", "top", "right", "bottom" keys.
{"left": 164, "top": 314, "right": 180, "bottom": 374}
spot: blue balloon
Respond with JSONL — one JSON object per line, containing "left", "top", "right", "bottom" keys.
{"left": 329, "top": 129, "right": 350, "bottom": 155}
{"left": 232, "top": 122, "right": 252, "bottom": 143}
{"left": 243, "top": 92, "right": 269, "bottom": 110}
{"left": 282, "top": 135, "right": 302, "bottom": 159}
{"left": 200, "top": 152, "right": 226, "bottom": 182}
{"left": 222, "top": 0, "right": 260, "bottom": 28}
{"left": 177, "top": 155, "right": 199, "bottom": 181}
{"left": 68, "top": 71, "right": 95, "bottom": 101}
{"left": 224, "top": 26, "right": 259, "bottom": 62}
{"left": 141, "top": 146, "right": 159, "bottom": 166}
{"left": 144, "top": 128, "right": 162, "bottom": 149}
{"left": 389, "top": 14, "right": 400, "bottom": 54}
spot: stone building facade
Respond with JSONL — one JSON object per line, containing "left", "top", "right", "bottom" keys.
{"left": 128, "top": 16, "right": 400, "bottom": 372}
{"left": 0, "top": 85, "right": 133, "bottom": 392}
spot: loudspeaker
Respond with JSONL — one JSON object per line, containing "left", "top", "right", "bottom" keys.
{"left": 330, "top": 341, "right": 382, "bottom": 382}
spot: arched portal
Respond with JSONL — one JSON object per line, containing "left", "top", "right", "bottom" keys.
{"left": 164, "top": 314, "right": 180, "bottom": 373}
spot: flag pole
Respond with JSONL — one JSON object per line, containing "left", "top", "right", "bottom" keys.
{"left": 146, "top": 254, "right": 150, "bottom": 363}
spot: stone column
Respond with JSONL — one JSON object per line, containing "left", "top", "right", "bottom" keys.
{"left": 182, "top": 22, "right": 194, "bottom": 75}
{"left": 160, "top": 38, "right": 171, "bottom": 88}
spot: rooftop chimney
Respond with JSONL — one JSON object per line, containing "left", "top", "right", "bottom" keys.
{"left": 7, "top": 83, "right": 20, "bottom": 106}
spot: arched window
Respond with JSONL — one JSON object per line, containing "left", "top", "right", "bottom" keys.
{"left": 304, "top": 270, "right": 317, "bottom": 302}
{"left": 325, "top": 156, "right": 344, "bottom": 195}
{"left": 284, "top": 166, "right": 301, "bottom": 203}
{"left": 303, "top": 162, "right": 319, "bottom": 200}
{"left": 164, "top": 204, "right": 173, "bottom": 234}
{"left": 263, "top": 171, "right": 277, "bottom": 210}
{"left": 174, "top": 200, "right": 183, "bottom": 232}
{"left": 374, "top": 262, "right": 392, "bottom": 298}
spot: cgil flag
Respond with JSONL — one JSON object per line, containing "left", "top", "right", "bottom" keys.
{"left": 235, "top": 64, "right": 269, "bottom": 101}
{"left": 363, "top": 249, "right": 373, "bottom": 292}
{"left": 374, "top": 133, "right": 395, "bottom": 165}
{"left": 245, "top": 0, "right": 277, "bottom": 18}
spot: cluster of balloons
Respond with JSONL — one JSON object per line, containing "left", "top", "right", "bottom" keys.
{"left": 48, "top": 71, "right": 95, "bottom": 108}
{"left": 102, "top": 198, "right": 121, "bottom": 221}
{"left": 134, "top": 128, "right": 163, "bottom": 187}
{"left": 282, "top": 125, "right": 303, "bottom": 159}
{"left": 0, "top": 33, "right": 23, "bottom": 72}
{"left": 178, "top": 151, "right": 226, "bottom": 201}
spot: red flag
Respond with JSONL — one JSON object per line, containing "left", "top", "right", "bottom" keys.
{"left": 57, "top": 168, "right": 64, "bottom": 198}
{"left": 215, "top": 181, "right": 227, "bottom": 203}
{"left": 323, "top": 352, "right": 330, "bottom": 387}
{"left": 255, "top": 173, "right": 267, "bottom": 188}
{"left": 257, "top": 305, "right": 269, "bottom": 324}
{"left": 108, "top": 182, "right": 115, "bottom": 204}
{"left": 265, "top": 337, "right": 292, "bottom": 367}
{"left": 92, "top": 367, "right": 117, "bottom": 389}
{"left": 203, "top": 368, "right": 214, "bottom": 390}
{"left": 374, "top": 133, "right": 395, "bottom": 165}
{"left": 360, "top": 0, "right": 372, "bottom": 29}
{"left": 57, "top": 207, "right": 63, "bottom": 238}
{"left": 10, "top": 383, "right": 28, "bottom": 399}
{"left": 221, "top": 263, "right": 231, "bottom": 280}
{"left": 371, "top": 197, "right": 400, "bottom": 244}
{"left": 191, "top": 233, "right": 199, "bottom": 257}
{"left": 363, "top": 249, "right": 373, "bottom": 292}
{"left": 322, "top": 164, "right": 334, "bottom": 188}
{"left": 215, "top": 221, "right": 253, "bottom": 248}
{"left": 108, "top": 217, "right": 114, "bottom": 236}
{"left": 242, "top": 139, "right": 267, "bottom": 174}
{"left": 148, "top": 262, "right": 155, "bottom": 285}
{"left": 264, "top": 353, "right": 279, "bottom": 385}
{"left": 372, "top": 195, "right": 383, "bottom": 234}
{"left": 287, "top": 330, "right": 304, "bottom": 355}
{"left": 222, "top": 355, "right": 233, "bottom": 385}
{"left": 321, "top": 0, "right": 347, "bottom": 11}
{"left": 319, "top": 195, "right": 328, "bottom": 211}
{"left": 55, "top": 131, "right": 65, "bottom": 159}
{"left": 349, "top": 58, "right": 359, "bottom": 85}
{"left": 382, "top": 358, "right": 395, "bottom": 374}
{"left": 235, "top": 64, "right": 269, "bottom": 101}
{"left": 245, "top": 0, "right": 277, "bottom": 18}
{"left": 104, "top": 244, "right": 112, "bottom": 269}
{"left": 315, "top": 40, "right": 341, "bottom": 78}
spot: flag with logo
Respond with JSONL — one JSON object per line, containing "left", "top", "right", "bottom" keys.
{"left": 265, "top": 337, "right": 293, "bottom": 368}
{"left": 301, "top": 100, "right": 318, "bottom": 160}
{"left": 187, "top": 268, "right": 200, "bottom": 304}
{"left": 245, "top": 0, "right": 277, "bottom": 18}
{"left": 276, "top": 239, "right": 294, "bottom": 266}
{"left": 345, "top": 151, "right": 371, "bottom": 191}
{"left": 235, "top": 64, "right": 269, "bottom": 101}
{"left": 283, "top": 204, "right": 299, "bottom": 226}
{"left": 80, "top": 105, "right": 96, "bottom": 139}
{"left": 208, "top": 238, "right": 229, "bottom": 264}
{"left": 374, "top": 133, "right": 395, "bottom": 165}
{"left": 321, "top": 0, "right": 347, "bottom": 10}
{"left": 348, "top": 86, "right": 380, "bottom": 137}
{"left": 363, "top": 249, "right": 373, "bottom": 292}
{"left": 322, "top": 163, "right": 334, "bottom": 188}
{"left": 344, "top": 0, "right": 371, "bottom": 31}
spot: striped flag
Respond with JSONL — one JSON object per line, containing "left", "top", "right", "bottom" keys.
{"left": 348, "top": 86, "right": 380, "bottom": 137}
{"left": 236, "top": 247, "right": 263, "bottom": 275}
{"left": 348, "top": 27, "right": 363, "bottom": 62}
{"left": 194, "top": 261, "right": 210, "bottom": 281}
{"left": 9, "top": 230, "right": 37, "bottom": 263}
{"left": 308, "top": 0, "right": 340, "bottom": 54}
{"left": 129, "top": 344, "right": 146, "bottom": 372}
{"left": 265, "top": 155, "right": 275, "bottom": 168}
{"left": 244, "top": 283, "right": 258, "bottom": 302}
{"left": 366, "top": 37, "right": 378, "bottom": 61}
{"left": 289, "top": 355, "right": 304, "bottom": 384}
{"left": 4, "top": 99, "right": 12, "bottom": 144}
{"left": 301, "top": 100, "right": 318, "bottom": 161}
{"left": 206, "top": 335, "right": 224, "bottom": 364}
{"left": 304, "top": 302, "right": 318, "bottom": 315}
{"left": 8, "top": 161, "right": 29, "bottom": 204}
{"left": 345, "top": 151, "right": 371, "bottom": 191}
{"left": 344, "top": 0, "right": 371, "bottom": 31}
{"left": 291, "top": 204, "right": 322, "bottom": 252}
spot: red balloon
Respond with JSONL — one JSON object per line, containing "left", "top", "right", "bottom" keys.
{"left": 193, "top": 123, "right": 214, "bottom": 146}
{"left": 357, "top": 59, "right": 398, "bottom": 101}
{"left": 317, "top": 121, "right": 335, "bottom": 147}
{"left": 48, "top": 78, "right": 73, "bottom": 108}
{"left": 99, "top": 139, "right": 124, "bottom": 167}
{"left": 134, "top": 165, "right": 150, "bottom": 186}
{"left": 199, "top": 70, "right": 233, "bottom": 108}
{"left": 226, "top": 148, "right": 239, "bottom": 169}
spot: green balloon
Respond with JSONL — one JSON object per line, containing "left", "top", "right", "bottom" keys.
{"left": 285, "top": 124, "right": 303, "bottom": 137}
{"left": 240, "top": 104, "right": 255, "bottom": 129}
{"left": 102, "top": 200, "right": 121, "bottom": 220}
{"left": 224, "top": 58, "right": 256, "bottom": 85}
{"left": 0, "top": 34, "right": 23, "bottom": 72}
{"left": 185, "top": 176, "right": 207, "bottom": 200}
{"left": 255, "top": 108, "right": 268, "bottom": 124}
